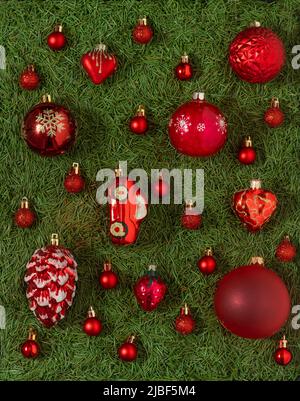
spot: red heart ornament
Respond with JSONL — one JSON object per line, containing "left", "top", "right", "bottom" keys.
{"left": 81, "top": 43, "right": 117, "bottom": 84}
{"left": 232, "top": 179, "right": 277, "bottom": 232}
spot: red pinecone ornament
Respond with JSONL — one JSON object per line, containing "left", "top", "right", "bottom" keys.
{"left": 64, "top": 162, "right": 85, "bottom": 193}
{"left": 24, "top": 234, "right": 78, "bottom": 328}
{"left": 232, "top": 179, "right": 277, "bottom": 232}
{"left": 21, "top": 328, "right": 40, "bottom": 358}
{"left": 175, "top": 54, "right": 193, "bottom": 81}
{"left": 99, "top": 261, "right": 119, "bottom": 289}
{"left": 274, "top": 336, "right": 292, "bottom": 366}
{"left": 129, "top": 105, "right": 148, "bottom": 135}
{"left": 276, "top": 235, "right": 297, "bottom": 262}
{"left": 264, "top": 98, "right": 284, "bottom": 128}
{"left": 118, "top": 335, "right": 138, "bottom": 362}
{"left": 229, "top": 21, "right": 285, "bottom": 83}
{"left": 47, "top": 25, "right": 67, "bottom": 50}
{"left": 132, "top": 17, "right": 153, "bottom": 44}
{"left": 19, "top": 65, "right": 40, "bottom": 90}
{"left": 181, "top": 200, "right": 202, "bottom": 230}
{"left": 238, "top": 136, "right": 256, "bottom": 165}
{"left": 14, "top": 197, "right": 36, "bottom": 228}
{"left": 81, "top": 43, "right": 117, "bottom": 84}
{"left": 83, "top": 307, "right": 102, "bottom": 336}
{"left": 134, "top": 265, "right": 167, "bottom": 312}
{"left": 198, "top": 248, "right": 217, "bottom": 275}
{"left": 175, "top": 304, "right": 196, "bottom": 335}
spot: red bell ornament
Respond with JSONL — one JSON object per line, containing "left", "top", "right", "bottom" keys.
{"left": 81, "top": 43, "right": 117, "bottom": 85}
{"left": 83, "top": 306, "right": 102, "bottom": 336}
{"left": 22, "top": 94, "right": 76, "bottom": 157}
{"left": 175, "top": 304, "right": 196, "bottom": 335}
{"left": 229, "top": 21, "right": 285, "bottom": 83}
{"left": 264, "top": 98, "right": 284, "bottom": 128}
{"left": 175, "top": 54, "right": 193, "bottom": 81}
{"left": 274, "top": 335, "right": 292, "bottom": 366}
{"left": 14, "top": 197, "right": 36, "bottom": 228}
{"left": 99, "top": 261, "right": 119, "bottom": 289}
{"left": 129, "top": 105, "right": 148, "bottom": 135}
{"left": 24, "top": 234, "right": 78, "bottom": 328}
{"left": 238, "top": 136, "right": 256, "bottom": 165}
{"left": 47, "top": 24, "right": 67, "bottom": 50}
{"left": 19, "top": 64, "right": 40, "bottom": 90}
{"left": 181, "top": 200, "right": 202, "bottom": 230}
{"left": 197, "top": 247, "right": 217, "bottom": 275}
{"left": 64, "top": 162, "right": 85, "bottom": 193}
{"left": 168, "top": 92, "right": 227, "bottom": 157}
{"left": 107, "top": 168, "right": 148, "bottom": 245}
{"left": 118, "top": 335, "right": 138, "bottom": 362}
{"left": 214, "top": 257, "right": 291, "bottom": 339}
{"left": 134, "top": 265, "right": 167, "bottom": 312}
{"left": 21, "top": 328, "right": 40, "bottom": 359}
{"left": 132, "top": 17, "right": 153, "bottom": 44}
{"left": 232, "top": 179, "right": 277, "bottom": 232}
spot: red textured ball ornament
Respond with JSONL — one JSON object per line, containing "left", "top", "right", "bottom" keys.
{"left": 264, "top": 98, "right": 284, "bottom": 128}
{"left": 175, "top": 54, "right": 193, "bottom": 81}
{"left": 83, "top": 307, "right": 102, "bottom": 336}
{"left": 181, "top": 200, "right": 202, "bottom": 230}
{"left": 175, "top": 304, "right": 196, "bottom": 335}
{"left": 151, "top": 174, "right": 170, "bottom": 199}
{"left": 276, "top": 235, "right": 297, "bottom": 262}
{"left": 134, "top": 265, "right": 167, "bottom": 312}
{"left": 21, "top": 329, "right": 40, "bottom": 359}
{"left": 229, "top": 21, "right": 285, "bottom": 83}
{"left": 274, "top": 336, "right": 292, "bottom": 366}
{"left": 14, "top": 197, "right": 36, "bottom": 228}
{"left": 64, "top": 162, "right": 85, "bottom": 193}
{"left": 168, "top": 92, "right": 227, "bottom": 157}
{"left": 47, "top": 25, "right": 66, "bottom": 50}
{"left": 132, "top": 17, "right": 153, "bottom": 44}
{"left": 24, "top": 234, "right": 78, "bottom": 328}
{"left": 198, "top": 248, "right": 217, "bottom": 275}
{"left": 19, "top": 65, "right": 40, "bottom": 90}
{"left": 214, "top": 257, "right": 290, "bottom": 339}
{"left": 118, "top": 335, "right": 138, "bottom": 362}
{"left": 22, "top": 94, "right": 76, "bottom": 157}
{"left": 238, "top": 136, "right": 256, "bottom": 165}
{"left": 129, "top": 105, "right": 148, "bottom": 135}
{"left": 99, "top": 262, "right": 119, "bottom": 289}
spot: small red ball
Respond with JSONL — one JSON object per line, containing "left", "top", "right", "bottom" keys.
{"left": 238, "top": 146, "right": 256, "bottom": 165}
{"left": 47, "top": 31, "right": 66, "bottom": 51}
{"left": 21, "top": 340, "right": 40, "bottom": 358}
{"left": 181, "top": 213, "right": 202, "bottom": 230}
{"left": 129, "top": 115, "right": 148, "bottom": 135}
{"left": 99, "top": 270, "right": 119, "bottom": 289}
{"left": 274, "top": 347, "right": 292, "bottom": 366}
{"left": 83, "top": 317, "right": 102, "bottom": 336}
{"left": 175, "top": 62, "right": 193, "bottom": 81}
{"left": 14, "top": 208, "right": 36, "bottom": 228}
{"left": 19, "top": 67, "right": 40, "bottom": 90}
{"left": 64, "top": 173, "right": 85, "bottom": 193}
{"left": 197, "top": 255, "right": 216, "bottom": 275}
{"left": 152, "top": 178, "right": 169, "bottom": 198}
{"left": 175, "top": 314, "right": 196, "bottom": 335}
{"left": 276, "top": 238, "right": 297, "bottom": 262}
{"left": 264, "top": 107, "right": 284, "bottom": 128}
{"left": 118, "top": 342, "right": 138, "bottom": 362}
{"left": 132, "top": 22, "right": 153, "bottom": 44}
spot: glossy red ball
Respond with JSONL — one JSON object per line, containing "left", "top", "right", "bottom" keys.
{"left": 238, "top": 147, "right": 256, "bottom": 165}
{"left": 152, "top": 178, "right": 170, "bottom": 198}
{"left": 14, "top": 208, "right": 36, "bottom": 228}
{"left": 276, "top": 238, "right": 297, "bottom": 262}
{"left": 274, "top": 347, "right": 292, "bottom": 366}
{"left": 264, "top": 107, "right": 284, "bottom": 128}
{"left": 197, "top": 255, "right": 216, "bottom": 275}
{"left": 21, "top": 340, "right": 40, "bottom": 358}
{"left": 129, "top": 115, "right": 148, "bottom": 134}
{"left": 132, "top": 24, "right": 153, "bottom": 44}
{"left": 181, "top": 213, "right": 202, "bottom": 230}
{"left": 47, "top": 31, "right": 66, "bottom": 50}
{"left": 64, "top": 174, "right": 85, "bottom": 193}
{"left": 175, "top": 314, "right": 196, "bottom": 335}
{"left": 118, "top": 342, "right": 138, "bottom": 362}
{"left": 99, "top": 270, "right": 119, "bottom": 289}
{"left": 83, "top": 317, "right": 102, "bottom": 336}
{"left": 19, "top": 68, "right": 40, "bottom": 90}
{"left": 175, "top": 62, "right": 193, "bottom": 81}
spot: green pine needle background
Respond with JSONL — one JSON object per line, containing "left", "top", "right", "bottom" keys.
{"left": 1, "top": 0, "right": 300, "bottom": 381}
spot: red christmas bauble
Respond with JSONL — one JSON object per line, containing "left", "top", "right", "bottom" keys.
{"left": 238, "top": 137, "right": 256, "bottom": 165}
{"left": 214, "top": 257, "right": 290, "bottom": 339}
{"left": 99, "top": 262, "right": 119, "bottom": 289}
{"left": 264, "top": 99, "right": 284, "bottom": 128}
{"left": 175, "top": 305, "right": 196, "bottom": 335}
{"left": 134, "top": 265, "right": 167, "bottom": 312}
{"left": 175, "top": 54, "right": 193, "bottom": 81}
{"left": 81, "top": 43, "right": 117, "bottom": 85}
{"left": 118, "top": 336, "right": 138, "bottom": 362}
{"left": 22, "top": 95, "right": 76, "bottom": 157}
{"left": 168, "top": 92, "right": 227, "bottom": 157}
{"left": 276, "top": 236, "right": 297, "bottom": 262}
{"left": 47, "top": 25, "right": 66, "bottom": 50}
{"left": 19, "top": 65, "right": 40, "bottom": 90}
{"left": 64, "top": 163, "right": 85, "bottom": 193}
{"left": 21, "top": 339, "right": 40, "bottom": 358}
{"left": 132, "top": 18, "right": 153, "bottom": 44}
{"left": 229, "top": 22, "right": 285, "bottom": 83}
{"left": 24, "top": 234, "right": 78, "bottom": 328}
{"left": 83, "top": 308, "right": 102, "bottom": 336}
{"left": 274, "top": 347, "right": 292, "bottom": 366}
{"left": 14, "top": 197, "right": 36, "bottom": 228}
{"left": 197, "top": 248, "right": 216, "bottom": 275}
{"left": 181, "top": 201, "right": 202, "bottom": 230}
{"left": 129, "top": 106, "right": 148, "bottom": 135}
{"left": 151, "top": 176, "right": 170, "bottom": 198}
{"left": 232, "top": 179, "right": 277, "bottom": 232}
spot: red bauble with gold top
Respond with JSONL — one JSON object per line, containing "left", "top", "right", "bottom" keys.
{"left": 19, "top": 65, "right": 40, "bottom": 90}
{"left": 21, "top": 328, "right": 40, "bottom": 358}
{"left": 83, "top": 307, "right": 102, "bottom": 336}
{"left": 274, "top": 336, "right": 292, "bottom": 366}
{"left": 118, "top": 335, "right": 138, "bottom": 362}
{"left": 175, "top": 54, "right": 193, "bottom": 81}
{"left": 99, "top": 262, "right": 119, "bottom": 289}
{"left": 132, "top": 17, "right": 153, "bottom": 44}
{"left": 47, "top": 25, "right": 67, "bottom": 50}
{"left": 264, "top": 98, "right": 284, "bottom": 128}
{"left": 238, "top": 136, "right": 256, "bottom": 165}
{"left": 64, "top": 163, "right": 85, "bottom": 193}
{"left": 14, "top": 197, "right": 36, "bottom": 228}
{"left": 175, "top": 304, "right": 196, "bottom": 335}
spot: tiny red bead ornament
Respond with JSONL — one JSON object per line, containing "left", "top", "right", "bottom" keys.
{"left": 197, "top": 248, "right": 217, "bottom": 275}
{"left": 14, "top": 197, "right": 36, "bottom": 228}
{"left": 175, "top": 304, "right": 196, "bottom": 335}
{"left": 19, "top": 65, "right": 40, "bottom": 90}
{"left": 134, "top": 265, "right": 167, "bottom": 312}
{"left": 47, "top": 25, "right": 67, "bottom": 51}
{"left": 264, "top": 98, "right": 284, "bottom": 128}
{"left": 181, "top": 200, "right": 202, "bottom": 230}
{"left": 129, "top": 105, "right": 148, "bottom": 135}
{"left": 99, "top": 261, "right": 119, "bottom": 289}
{"left": 214, "top": 257, "right": 290, "bottom": 339}
{"left": 229, "top": 21, "right": 285, "bottom": 83}
{"left": 238, "top": 136, "right": 256, "bottom": 165}
{"left": 83, "top": 307, "right": 102, "bottom": 336}
{"left": 232, "top": 179, "right": 277, "bottom": 232}
{"left": 175, "top": 54, "right": 193, "bottom": 81}
{"left": 132, "top": 17, "right": 153, "bottom": 44}
{"left": 276, "top": 235, "right": 297, "bottom": 262}
{"left": 274, "top": 336, "right": 292, "bottom": 366}
{"left": 118, "top": 335, "right": 138, "bottom": 362}
{"left": 64, "top": 162, "right": 85, "bottom": 193}
{"left": 168, "top": 92, "right": 227, "bottom": 157}
{"left": 21, "top": 328, "right": 40, "bottom": 359}
{"left": 151, "top": 173, "right": 170, "bottom": 199}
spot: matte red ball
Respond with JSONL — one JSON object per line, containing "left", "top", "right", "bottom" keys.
{"left": 21, "top": 340, "right": 40, "bottom": 358}
{"left": 129, "top": 115, "right": 148, "bottom": 134}
{"left": 214, "top": 263, "right": 291, "bottom": 339}
{"left": 152, "top": 178, "right": 170, "bottom": 198}
{"left": 64, "top": 174, "right": 85, "bottom": 193}
{"left": 47, "top": 31, "right": 66, "bottom": 50}
{"left": 118, "top": 342, "right": 138, "bottom": 362}
{"left": 276, "top": 238, "right": 297, "bottom": 262}
{"left": 99, "top": 270, "right": 119, "bottom": 289}
{"left": 197, "top": 255, "right": 216, "bottom": 275}
{"left": 175, "top": 62, "right": 193, "bottom": 81}
{"left": 274, "top": 347, "right": 292, "bottom": 366}
{"left": 14, "top": 208, "right": 35, "bottom": 228}
{"left": 132, "top": 23, "right": 153, "bottom": 44}
{"left": 83, "top": 317, "right": 102, "bottom": 336}
{"left": 175, "top": 314, "right": 196, "bottom": 335}
{"left": 264, "top": 107, "right": 284, "bottom": 128}
{"left": 238, "top": 147, "right": 256, "bottom": 165}
{"left": 19, "top": 67, "right": 40, "bottom": 90}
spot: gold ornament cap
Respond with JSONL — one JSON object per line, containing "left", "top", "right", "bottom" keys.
{"left": 20, "top": 197, "right": 29, "bottom": 209}
{"left": 193, "top": 92, "right": 205, "bottom": 101}
{"left": 181, "top": 53, "right": 189, "bottom": 63}
{"left": 138, "top": 17, "right": 147, "bottom": 26}
{"left": 250, "top": 179, "right": 261, "bottom": 190}
{"left": 51, "top": 233, "right": 59, "bottom": 246}
{"left": 250, "top": 256, "right": 264, "bottom": 265}
{"left": 279, "top": 335, "right": 288, "bottom": 349}
{"left": 136, "top": 105, "right": 145, "bottom": 117}
{"left": 41, "top": 94, "right": 52, "bottom": 103}
{"left": 244, "top": 136, "right": 252, "bottom": 147}
{"left": 271, "top": 97, "right": 280, "bottom": 108}
{"left": 185, "top": 199, "right": 195, "bottom": 209}
{"left": 114, "top": 168, "right": 122, "bottom": 177}
{"left": 103, "top": 261, "right": 112, "bottom": 271}
{"left": 127, "top": 334, "right": 136, "bottom": 343}
{"left": 54, "top": 24, "right": 63, "bottom": 32}
{"left": 72, "top": 162, "right": 80, "bottom": 175}
{"left": 204, "top": 247, "right": 213, "bottom": 256}
{"left": 148, "top": 264, "right": 157, "bottom": 272}
{"left": 181, "top": 303, "right": 190, "bottom": 315}
{"left": 250, "top": 21, "right": 261, "bottom": 27}
{"left": 87, "top": 306, "right": 96, "bottom": 318}
{"left": 28, "top": 327, "right": 37, "bottom": 341}
{"left": 95, "top": 43, "right": 106, "bottom": 52}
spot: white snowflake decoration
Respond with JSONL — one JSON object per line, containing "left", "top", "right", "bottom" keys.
{"left": 174, "top": 114, "right": 191, "bottom": 133}
{"left": 36, "top": 109, "right": 65, "bottom": 137}
{"left": 216, "top": 114, "right": 227, "bottom": 135}
{"left": 197, "top": 122, "right": 206, "bottom": 133}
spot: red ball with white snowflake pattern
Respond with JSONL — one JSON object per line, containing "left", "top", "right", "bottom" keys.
{"left": 168, "top": 92, "right": 227, "bottom": 157}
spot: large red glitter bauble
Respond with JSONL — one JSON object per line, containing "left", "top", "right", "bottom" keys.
{"left": 168, "top": 92, "right": 227, "bottom": 157}
{"left": 229, "top": 24, "right": 285, "bottom": 83}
